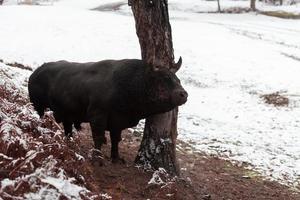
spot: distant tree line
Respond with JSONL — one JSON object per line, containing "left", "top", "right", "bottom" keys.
{"left": 216, "top": 0, "right": 297, "bottom": 12}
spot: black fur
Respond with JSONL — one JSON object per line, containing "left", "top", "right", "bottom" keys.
{"left": 28, "top": 59, "right": 188, "bottom": 162}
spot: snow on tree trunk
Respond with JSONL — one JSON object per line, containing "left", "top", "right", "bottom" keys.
{"left": 130, "top": 0, "right": 180, "bottom": 175}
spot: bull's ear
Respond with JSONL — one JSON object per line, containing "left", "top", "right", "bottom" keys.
{"left": 170, "top": 56, "right": 182, "bottom": 73}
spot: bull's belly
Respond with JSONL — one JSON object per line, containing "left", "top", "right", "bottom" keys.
{"left": 51, "top": 105, "right": 87, "bottom": 123}
{"left": 107, "top": 113, "right": 140, "bottom": 131}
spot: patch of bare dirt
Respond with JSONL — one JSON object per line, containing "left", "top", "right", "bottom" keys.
{"left": 75, "top": 124, "right": 300, "bottom": 200}
{"left": 195, "top": 7, "right": 252, "bottom": 14}
{"left": 261, "top": 92, "right": 289, "bottom": 107}
{"left": 0, "top": 59, "right": 32, "bottom": 71}
{"left": 91, "top": 2, "right": 126, "bottom": 12}
{"left": 259, "top": 11, "right": 300, "bottom": 19}
{"left": 221, "top": 7, "right": 252, "bottom": 14}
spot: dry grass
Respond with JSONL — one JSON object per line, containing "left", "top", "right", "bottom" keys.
{"left": 260, "top": 11, "right": 300, "bottom": 19}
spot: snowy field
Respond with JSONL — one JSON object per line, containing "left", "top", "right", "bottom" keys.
{"left": 0, "top": 0, "right": 300, "bottom": 187}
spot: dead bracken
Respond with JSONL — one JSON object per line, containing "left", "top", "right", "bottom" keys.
{"left": 261, "top": 92, "right": 289, "bottom": 107}
{"left": 0, "top": 59, "right": 32, "bottom": 71}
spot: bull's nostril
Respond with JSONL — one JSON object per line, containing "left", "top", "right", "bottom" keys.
{"left": 180, "top": 91, "right": 187, "bottom": 98}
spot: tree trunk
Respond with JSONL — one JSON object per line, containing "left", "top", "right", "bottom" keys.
{"left": 217, "top": 0, "right": 221, "bottom": 13}
{"left": 280, "top": 0, "right": 283, "bottom": 5}
{"left": 250, "top": 0, "right": 256, "bottom": 11}
{"left": 130, "top": 0, "right": 180, "bottom": 175}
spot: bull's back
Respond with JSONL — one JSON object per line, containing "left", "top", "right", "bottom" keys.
{"left": 47, "top": 60, "right": 117, "bottom": 120}
{"left": 29, "top": 59, "right": 144, "bottom": 121}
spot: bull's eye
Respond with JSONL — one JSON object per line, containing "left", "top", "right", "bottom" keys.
{"left": 154, "top": 66, "right": 160, "bottom": 71}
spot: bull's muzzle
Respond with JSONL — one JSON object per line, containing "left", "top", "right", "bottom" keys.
{"left": 172, "top": 89, "right": 188, "bottom": 106}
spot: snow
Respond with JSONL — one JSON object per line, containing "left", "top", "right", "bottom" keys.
{"left": 148, "top": 168, "right": 167, "bottom": 185}
{"left": 171, "top": 13, "right": 300, "bottom": 186}
{"left": 169, "top": 0, "right": 300, "bottom": 14}
{"left": 148, "top": 168, "right": 176, "bottom": 187}
{"left": 41, "top": 177, "right": 85, "bottom": 199}
{"left": 1, "top": 0, "right": 300, "bottom": 188}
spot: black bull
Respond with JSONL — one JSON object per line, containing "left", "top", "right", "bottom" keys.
{"left": 28, "top": 59, "right": 188, "bottom": 162}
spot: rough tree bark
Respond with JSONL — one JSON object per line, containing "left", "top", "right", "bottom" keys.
{"left": 250, "top": 0, "right": 256, "bottom": 11}
{"left": 217, "top": 0, "right": 221, "bottom": 13}
{"left": 130, "top": 0, "right": 181, "bottom": 175}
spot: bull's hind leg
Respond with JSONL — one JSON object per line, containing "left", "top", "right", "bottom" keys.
{"left": 36, "top": 107, "right": 45, "bottom": 118}
{"left": 53, "top": 112, "right": 62, "bottom": 123}
{"left": 74, "top": 122, "right": 82, "bottom": 131}
{"left": 29, "top": 85, "right": 47, "bottom": 118}
{"left": 63, "top": 121, "right": 73, "bottom": 137}
{"left": 31, "top": 102, "right": 45, "bottom": 118}
{"left": 110, "top": 130, "right": 125, "bottom": 164}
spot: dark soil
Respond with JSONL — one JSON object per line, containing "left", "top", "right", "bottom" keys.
{"left": 261, "top": 92, "right": 289, "bottom": 107}
{"left": 75, "top": 124, "right": 300, "bottom": 200}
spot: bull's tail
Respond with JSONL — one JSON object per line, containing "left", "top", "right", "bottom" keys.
{"left": 28, "top": 70, "right": 49, "bottom": 118}
{"left": 28, "top": 84, "right": 46, "bottom": 117}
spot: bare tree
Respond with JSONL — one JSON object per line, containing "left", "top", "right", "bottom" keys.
{"left": 130, "top": 0, "right": 182, "bottom": 175}
{"left": 250, "top": 0, "right": 256, "bottom": 11}
{"left": 217, "top": 0, "right": 221, "bottom": 13}
{"left": 280, "top": 0, "right": 283, "bottom": 5}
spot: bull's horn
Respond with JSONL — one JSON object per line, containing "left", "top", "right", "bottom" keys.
{"left": 171, "top": 56, "right": 182, "bottom": 73}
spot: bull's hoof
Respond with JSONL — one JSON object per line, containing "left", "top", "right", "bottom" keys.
{"left": 74, "top": 123, "right": 82, "bottom": 131}
{"left": 112, "top": 157, "right": 126, "bottom": 164}
{"left": 89, "top": 149, "right": 104, "bottom": 166}
{"left": 90, "top": 149, "right": 104, "bottom": 159}
{"left": 66, "top": 133, "right": 73, "bottom": 138}
{"left": 64, "top": 135, "right": 73, "bottom": 141}
{"left": 102, "top": 137, "right": 107, "bottom": 145}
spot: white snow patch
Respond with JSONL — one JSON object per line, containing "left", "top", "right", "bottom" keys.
{"left": 148, "top": 168, "right": 167, "bottom": 185}
{"left": 41, "top": 177, "right": 85, "bottom": 199}
{"left": 0, "top": 179, "right": 16, "bottom": 190}
{"left": 75, "top": 152, "right": 85, "bottom": 161}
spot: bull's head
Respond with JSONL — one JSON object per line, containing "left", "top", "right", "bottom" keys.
{"left": 146, "top": 57, "right": 188, "bottom": 111}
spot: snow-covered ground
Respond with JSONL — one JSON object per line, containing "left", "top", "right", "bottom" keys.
{"left": 169, "top": 0, "right": 300, "bottom": 14}
{"left": 1, "top": 0, "right": 300, "bottom": 187}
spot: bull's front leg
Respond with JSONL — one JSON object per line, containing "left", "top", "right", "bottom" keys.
{"left": 89, "top": 116, "right": 107, "bottom": 165}
{"left": 110, "top": 130, "right": 125, "bottom": 164}
{"left": 90, "top": 116, "right": 107, "bottom": 150}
